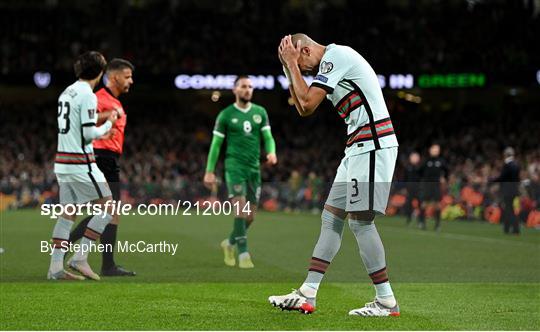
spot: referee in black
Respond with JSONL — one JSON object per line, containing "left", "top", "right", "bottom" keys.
{"left": 419, "top": 143, "right": 448, "bottom": 231}
{"left": 493, "top": 147, "right": 521, "bottom": 235}
{"left": 404, "top": 151, "right": 422, "bottom": 225}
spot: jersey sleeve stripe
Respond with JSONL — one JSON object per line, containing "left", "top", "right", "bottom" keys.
{"left": 311, "top": 82, "right": 334, "bottom": 94}
{"left": 260, "top": 125, "right": 271, "bottom": 131}
{"left": 81, "top": 122, "right": 96, "bottom": 127}
{"left": 212, "top": 130, "right": 225, "bottom": 138}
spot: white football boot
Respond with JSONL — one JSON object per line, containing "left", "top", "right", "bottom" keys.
{"left": 349, "top": 298, "right": 400, "bottom": 317}
{"left": 221, "top": 239, "right": 236, "bottom": 267}
{"left": 67, "top": 257, "right": 100, "bottom": 281}
{"left": 47, "top": 269, "right": 85, "bottom": 281}
{"left": 268, "top": 289, "right": 315, "bottom": 314}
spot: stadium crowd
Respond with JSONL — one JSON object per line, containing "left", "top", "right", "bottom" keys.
{"left": 1, "top": 97, "right": 539, "bottom": 226}
{"left": 1, "top": 0, "right": 539, "bottom": 226}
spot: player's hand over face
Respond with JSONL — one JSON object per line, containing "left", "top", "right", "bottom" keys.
{"left": 279, "top": 35, "right": 301, "bottom": 68}
{"left": 277, "top": 45, "right": 286, "bottom": 66}
{"left": 266, "top": 153, "right": 278, "bottom": 166}
{"left": 203, "top": 172, "right": 217, "bottom": 190}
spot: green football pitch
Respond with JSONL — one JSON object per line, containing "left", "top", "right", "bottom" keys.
{"left": 1, "top": 209, "right": 539, "bottom": 330}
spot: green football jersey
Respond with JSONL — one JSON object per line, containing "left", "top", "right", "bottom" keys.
{"left": 213, "top": 103, "right": 271, "bottom": 170}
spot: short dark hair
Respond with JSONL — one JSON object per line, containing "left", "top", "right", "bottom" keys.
{"left": 73, "top": 51, "right": 107, "bottom": 80}
{"left": 106, "top": 58, "right": 135, "bottom": 73}
{"left": 234, "top": 75, "right": 250, "bottom": 86}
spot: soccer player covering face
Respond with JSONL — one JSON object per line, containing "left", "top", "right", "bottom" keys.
{"left": 269, "top": 34, "right": 400, "bottom": 317}
{"left": 204, "top": 76, "right": 277, "bottom": 269}
{"left": 68, "top": 58, "right": 135, "bottom": 276}
{"left": 48, "top": 51, "right": 118, "bottom": 280}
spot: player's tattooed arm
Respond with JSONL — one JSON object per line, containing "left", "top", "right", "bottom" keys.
{"left": 279, "top": 35, "right": 326, "bottom": 116}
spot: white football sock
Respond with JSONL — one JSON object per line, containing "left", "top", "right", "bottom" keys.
{"left": 72, "top": 213, "right": 112, "bottom": 261}
{"left": 299, "top": 282, "right": 319, "bottom": 298}
{"left": 49, "top": 217, "right": 73, "bottom": 273}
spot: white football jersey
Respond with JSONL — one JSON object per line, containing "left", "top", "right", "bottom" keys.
{"left": 54, "top": 81, "right": 99, "bottom": 174}
{"left": 311, "top": 44, "right": 398, "bottom": 157}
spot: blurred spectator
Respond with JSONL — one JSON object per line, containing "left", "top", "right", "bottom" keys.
{"left": 1, "top": 0, "right": 539, "bottom": 225}
{"left": 492, "top": 147, "right": 521, "bottom": 234}
{"left": 403, "top": 152, "right": 422, "bottom": 226}
{"left": 1, "top": 98, "right": 538, "bottom": 228}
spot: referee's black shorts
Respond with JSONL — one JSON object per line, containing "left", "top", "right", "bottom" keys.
{"left": 94, "top": 149, "right": 121, "bottom": 201}
{"left": 420, "top": 182, "right": 441, "bottom": 202}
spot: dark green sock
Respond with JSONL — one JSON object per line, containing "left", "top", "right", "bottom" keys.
{"left": 228, "top": 219, "right": 237, "bottom": 245}
{"left": 228, "top": 231, "right": 236, "bottom": 245}
{"left": 231, "top": 217, "right": 247, "bottom": 254}
{"left": 228, "top": 217, "right": 244, "bottom": 245}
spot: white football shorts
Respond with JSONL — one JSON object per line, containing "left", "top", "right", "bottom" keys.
{"left": 326, "top": 146, "right": 398, "bottom": 214}
{"left": 56, "top": 165, "right": 112, "bottom": 205}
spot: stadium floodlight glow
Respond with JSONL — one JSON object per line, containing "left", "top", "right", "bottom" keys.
{"left": 175, "top": 74, "right": 276, "bottom": 90}
{"left": 277, "top": 75, "right": 314, "bottom": 89}
{"left": 174, "top": 74, "right": 417, "bottom": 90}
{"left": 249, "top": 75, "right": 275, "bottom": 89}
{"left": 417, "top": 73, "right": 486, "bottom": 88}
{"left": 174, "top": 74, "right": 236, "bottom": 89}
{"left": 389, "top": 74, "right": 414, "bottom": 89}
{"left": 33, "top": 71, "right": 51, "bottom": 88}
{"left": 377, "top": 75, "right": 386, "bottom": 88}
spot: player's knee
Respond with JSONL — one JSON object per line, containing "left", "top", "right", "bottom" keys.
{"left": 349, "top": 210, "right": 375, "bottom": 224}
{"left": 231, "top": 196, "right": 248, "bottom": 217}
{"left": 321, "top": 209, "right": 345, "bottom": 232}
{"left": 348, "top": 220, "right": 373, "bottom": 232}
{"left": 60, "top": 212, "right": 77, "bottom": 221}
{"left": 348, "top": 217, "right": 374, "bottom": 235}
{"left": 323, "top": 204, "right": 347, "bottom": 220}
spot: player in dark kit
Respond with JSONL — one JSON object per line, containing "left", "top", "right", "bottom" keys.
{"left": 419, "top": 144, "right": 448, "bottom": 231}
{"left": 403, "top": 152, "right": 422, "bottom": 225}
{"left": 492, "top": 147, "right": 521, "bottom": 234}
{"left": 69, "top": 58, "right": 135, "bottom": 276}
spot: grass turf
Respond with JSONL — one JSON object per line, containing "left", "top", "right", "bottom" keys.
{"left": 1, "top": 209, "right": 539, "bottom": 330}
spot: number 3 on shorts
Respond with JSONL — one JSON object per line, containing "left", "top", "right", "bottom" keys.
{"left": 351, "top": 178, "right": 359, "bottom": 197}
